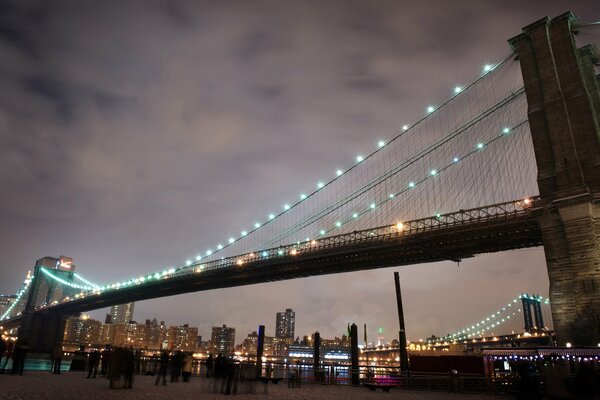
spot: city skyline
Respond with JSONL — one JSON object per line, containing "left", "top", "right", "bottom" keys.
{"left": 0, "top": 1, "right": 597, "bottom": 342}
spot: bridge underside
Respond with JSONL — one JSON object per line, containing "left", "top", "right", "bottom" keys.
{"left": 6, "top": 213, "right": 541, "bottom": 323}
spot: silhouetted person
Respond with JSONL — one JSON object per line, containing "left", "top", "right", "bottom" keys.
{"left": 0, "top": 341, "right": 13, "bottom": 373}
{"left": 182, "top": 352, "right": 193, "bottom": 382}
{"left": 51, "top": 344, "right": 63, "bottom": 374}
{"left": 101, "top": 345, "right": 112, "bottom": 377}
{"left": 123, "top": 347, "right": 134, "bottom": 389}
{"left": 206, "top": 354, "right": 214, "bottom": 377}
{"left": 170, "top": 350, "right": 183, "bottom": 382}
{"left": 87, "top": 349, "right": 100, "bottom": 378}
{"left": 0, "top": 338, "right": 6, "bottom": 372}
{"left": 212, "top": 354, "right": 225, "bottom": 393}
{"left": 11, "top": 339, "right": 28, "bottom": 375}
{"left": 109, "top": 347, "right": 125, "bottom": 389}
{"left": 154, "top": 350, "right": 169, "bottom": 386}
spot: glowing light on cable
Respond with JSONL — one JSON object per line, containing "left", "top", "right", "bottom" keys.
{"left": 356, "top": 155, "right": 364, "bottom": 163}
{"left": 335, "top": 221, "right": 342, "bottom": 227}
{"left": 454, "top": 86, "right": 462, "bottom": 94}
{"left": 269, "top": 214, "right": 275, "bottom": 220}
{"left": 317, "top": 182, "right": 324, "bottom": 189}
{"left": 352, "top": 213, "right": 358, "bottom": 218}
{"left": 430, "top": 169, "right": 437, "bottom": 176}
{"left": 453, "top": 157, "right": 459, "bottom": 163}
{"left": 426, "top": 106, "right": 435, "bottom": 113}
{"left": 378, "top": 140, "right": 385, "bottom": 148}
{"left": 370, "top": 203, "right": 376, "bottom": 209}
{"left": 477, "top": 142, "right": 484, "bottom": 149}
{"left": 283, "top": 204, "right": 290, "bottom": 210}
{"left": 483, "top": 64, "right": 493, "bottom": 72}
{"left": 402, "top": 125, "right": 409, "bottom": 130}
{"left": 336, "top": 169, "right": 343, "bottom": 176}
{"left": 408, "top": 182, "right": 415, "bottom": 188}
{"left": 300, "top": 194, "right": 307, "bottom": 200}
{"left": 241, "top": 231, "right": 247, "bottom": 236}
{"left": 503, "top": 127, "right": 510, "bottom": 134}
{"left": 229, "top": 237, "right": 235, "bottom": 244}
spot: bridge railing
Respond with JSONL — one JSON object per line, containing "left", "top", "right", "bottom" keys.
{"left": 175, "top": 196, "right": 539, "bottom": 277}
{"left": 21, "top": 197, "right": 539, "bottom": 314}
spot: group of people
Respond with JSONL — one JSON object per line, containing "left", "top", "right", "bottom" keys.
{"left": 154, "top": 349, "right": 194, "bottom": 385}
{"left": 0, "top": 337, "right": 28, "bottom": 375}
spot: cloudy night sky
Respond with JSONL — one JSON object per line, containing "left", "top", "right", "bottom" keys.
{"left": 0, "top": 0, "right": 597, "bottom": 343}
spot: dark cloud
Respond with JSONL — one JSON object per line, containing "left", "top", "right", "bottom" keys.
{"left": 0, "top": 0, "right": 597, "bottom": 343}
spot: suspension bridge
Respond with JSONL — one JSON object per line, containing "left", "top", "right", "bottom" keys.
{"left": 1, "top": 12, "right": 599, "bottom": 353}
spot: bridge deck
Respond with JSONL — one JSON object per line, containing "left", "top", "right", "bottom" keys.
{"left": 2, "top": 199, "right": 542, "bottom": 326}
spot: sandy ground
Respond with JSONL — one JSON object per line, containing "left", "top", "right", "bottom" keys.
{"left": 0, "top": 372, "right": 512, "bottom": 400}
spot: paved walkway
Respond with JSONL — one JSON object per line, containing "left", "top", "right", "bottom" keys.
{"left": 0, "top": 372, "right": 511, "bottom": 400}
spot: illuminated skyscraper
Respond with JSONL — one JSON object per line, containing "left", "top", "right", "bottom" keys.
{"left": 275, "top": 308, "right": 295, "bottom": 339}
{"left": 109, "top": 302, "right": 135, "bottom": 324}
{"left": 210, "top": 324, "right": 235, "bottom": 355}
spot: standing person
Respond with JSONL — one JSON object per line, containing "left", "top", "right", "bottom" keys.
{"left": 108, "top": 347, "right": 125, "bottom": 390}
{"left": 206, "top": 354, "right": 214, "bottom": 378}
{"left": 0, "top": 340, "right": 13, "bottom": 373}
{"left": 181, "top": 352, "right": 192, "bottom": 382}
{"left": 0, "top": 338, "right": 7, "bottom": 373}
{"left": 11, "top": 339, "right": 28, "bottom": 375}
{"left": 170, "top": 350, "right": 183, "bottom": 382}
{"left": 86, "top": 349, "right": 100, "bottom": 378}
{"left": 100, "top": 345, "right": 112, "bottom": 377}
{"left": 154, "top": 350, "right": 169, "bottom": 386}
{"left": 123, "top": 347, "right": 134, "bottom": 389}
{"left": 52, "top": 344, "right": 63, "bottom": 374}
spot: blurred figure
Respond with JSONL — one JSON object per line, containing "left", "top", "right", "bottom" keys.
{"left": 154, "top": 350, "right": 169, "bottom": 386}
{"left": 123, "top": 347, "right": 134, "bottom": 389}
{"left": 181, "top": 352, "right": 192, "bottom": 382}
{"left": 205, "top": 354, "right": 214, "bottom": 377}
{"left": 51, "top": 344, "right": 63, "bottom": 374}
{"left": 101, "top": 345, "right": 112, "bottom": 377}
{"left": 11, "top": 339, "right": 28, "bottom": 375}
{"left": 109, "top": 347, "right": 125, "bottom": 389}
{"left": 170, "top": 350, "right": 183, "bottom": 382}
{"left": 0, "top": 340, "right": 13, "bottom": 373}
{"left": 86, "top": 349, "right": 100, "bottom": 378}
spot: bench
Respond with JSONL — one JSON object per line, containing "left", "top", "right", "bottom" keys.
{"left": 363, "top": 382, "right": 399, "bottom": 392}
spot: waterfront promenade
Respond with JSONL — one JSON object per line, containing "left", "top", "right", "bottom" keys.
{"left": 0, "top": 372, "right": 510, "bottom": 400}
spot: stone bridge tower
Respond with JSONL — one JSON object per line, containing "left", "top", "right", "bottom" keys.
{"left": 509, "top": 12, "right": 600, "bottom": 345}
